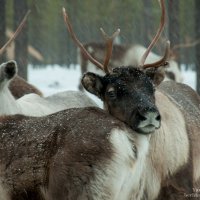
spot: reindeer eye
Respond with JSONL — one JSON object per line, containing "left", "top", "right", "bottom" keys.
{"left": 106, "top": 88, "right": 116, "bottom": 100}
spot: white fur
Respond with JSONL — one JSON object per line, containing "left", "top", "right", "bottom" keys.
{"left": 130, "top": 45, "right": 183, "bottom": 82}
{"left": 0, "top": 184, "right": 9, "bottom": 200}
{"left": 99, "top": 90, "right": 190, "bottom": 199}
{"left": 0, "top": 60, "right": 98, "bottom": 117}
{"left": 0, "top": 81, "right": 20, "bottom": 115}
{"left": 88, "top": 46, "right": 94, "bottom": 54}
{"left": 14, "top": 91, "right": 97, "bottom": 117}
{"left": 0, "top": 74, "right": 97, "bottom": 116}
{"left": 79, "top": 43, "right": 183, "bottom": 82}
{"left": 87, "top": 63, "right": 105, "bottom": 76}
{"left": 0, "top": 175, "right": 10, "bottom": 200}
{"left": 79, "top": 41, "right": 183, "bottom": 83}
{"left": 90, "top": 128, "right": 149, "bottom": 200}
{"left": 143, "top": 91, "right": 190, "bottom": 199}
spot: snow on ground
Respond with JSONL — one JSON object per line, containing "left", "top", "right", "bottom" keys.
{"left": 28, "top": 64, "right": 81, "bottom": 96}
{"left": 181, "top": 69, "right": 196, "bottom": 90}
{"left": 28, "top": 64, "right": 196, "bottom": 107}
{"left": 28, "top": 64, "right": 103, "bottom": 107}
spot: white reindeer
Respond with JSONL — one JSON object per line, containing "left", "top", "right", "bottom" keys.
{"left": 0, "top": 60, "right": 97, "bottom": 116}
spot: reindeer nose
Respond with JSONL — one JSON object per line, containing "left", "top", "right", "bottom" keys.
{"left": 137, "top": 109, "right": 160, "bottom": 122}
{"left": 135, "top": 106, "right": 161, "bottom": 133}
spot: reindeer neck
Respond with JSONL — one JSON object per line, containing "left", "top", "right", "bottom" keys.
{"left": 0, "top": 82, "right": 20, "bottom": 115}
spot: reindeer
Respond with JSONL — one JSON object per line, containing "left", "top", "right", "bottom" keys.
{"left": 0, "top": 10, "right": 43, "bottom": 99}
{"left": 8, "top": 75, "right": 43, "bottom": 99}
{"left": 77, "top": 9, "right": 183, "bottom": 91}
{"left": 0, "top": 11, "right": 98, "bottom": 116}
{"left": 0, "top": 106, "right": 150, "bottom": 200}
{"left": 78, "top": 42, "right": 182, "bottom": 83}
{"left": 0, "top": 60, "right": 97, "bottom": 116}
{"left": 63, "top": 0, "right": 200, "bottom": 198}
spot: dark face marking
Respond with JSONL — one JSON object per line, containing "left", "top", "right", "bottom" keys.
{"left": 82, "top": 67, "right": 162, "bottom": 134}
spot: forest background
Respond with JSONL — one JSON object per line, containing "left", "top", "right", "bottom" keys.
{"left": 1, "top": 0, "right": 200, "bottom": 92}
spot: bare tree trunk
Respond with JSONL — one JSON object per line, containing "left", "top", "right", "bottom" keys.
{"left": 195, "top": 0, "right": 200, "bottom": 94}
{"left": 168, "top": 0, "right": 180, "bottom": 61}
{"left": 0, "top": 0, "right": 6, "bottom": 63}
{"left": 14, "top": 0, "right": 28, "bottom": 80}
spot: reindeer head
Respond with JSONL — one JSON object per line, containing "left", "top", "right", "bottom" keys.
{"left": 81, "top": 40, "right": 168, "bottom": 134}
{"left": 63, "top": 0, "right": 168, "bottom": 134}
{"left": 82, "top": 67, "right": 162, "bottom": 133}
{"left": 0, "top": 60, "right": 17, "bottom": 85}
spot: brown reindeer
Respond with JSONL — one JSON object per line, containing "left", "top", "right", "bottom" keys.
{"left": 63, "top": 0, "right": 200, "bottom": 199}
{"left": 0, "top": 10, "right": 43, "bottom": 98}
{"left": 8, "top": 75, "right": 43, "bottom": 99}
{"left": 0, "top": 106, "right": 151, "bottom": 200}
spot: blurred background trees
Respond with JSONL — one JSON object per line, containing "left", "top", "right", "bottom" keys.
{"left": 0, "top": 0, "right": 199, "bottom": 88}
{"left": 195, "top": 0, "right": 200, "bottom": 94}
{"left": 14, "top": 0, "right": 28, "bottom": 79}
{"left": 0, "top": 0, "right": 6, "bottom": 63}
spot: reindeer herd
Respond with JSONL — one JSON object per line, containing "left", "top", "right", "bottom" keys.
{"left": 77, "top": 34, "right": 183, "bottom": 91}
{"left": 0, "top": 0, "right": 200, "bottom": 200}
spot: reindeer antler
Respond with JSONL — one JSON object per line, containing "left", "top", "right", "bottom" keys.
{"left": 62, "top": 7, "right": 119, "bottom": 74}
{"left": 142, "top": 41, "right": 170, "bottom": 69}
{"left": 100, "top": 28, "right": 120, "bottom": 73}
{"left": 0, "top": 10, "right": 31, "bottom": 55}
{"left": 139, "top": 0, "right": 166, "bottom": 68}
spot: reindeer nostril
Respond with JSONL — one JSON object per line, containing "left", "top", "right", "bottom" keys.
{"left": 137, "top": 112, "right": 147, "bottom": 121}
{"left": 156, "top": 114, "right": 161, "bottom": 121}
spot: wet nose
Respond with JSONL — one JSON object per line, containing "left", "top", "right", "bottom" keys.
{"left": 136, "top": 106, "right": 161, "bottom": 128}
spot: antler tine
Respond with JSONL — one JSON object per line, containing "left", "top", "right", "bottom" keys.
{"left": 172, "top": 38, "right": 200, "bottom": 51}
{"left": 139, "top": 0, "right": 165, "bottom": 67}
{"left": 0, "top": 10, "right": 31, "bottom": 55}
{"left": 143, "top": 40, "right": 170, "bottom": 69}
{"left": 100, "top": 28, "right": 120, "bottom": 73}
{"left": 62, "top": 7, "right": 106, "bottom": 71}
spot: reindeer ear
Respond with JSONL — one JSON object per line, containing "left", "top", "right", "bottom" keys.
{"left": 81, "top": 72, "right": 104, "bottom": 98}
{"left": 0, "top": 60, "right": 17, "bottom": 80}
{"left": 145, "top": 67, "right": 165, "bottom": 86}
{"left": 4, "top": 60, "right": 18, "bottom": 79}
